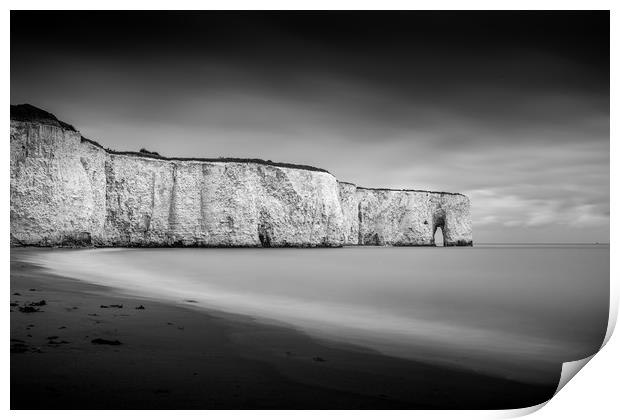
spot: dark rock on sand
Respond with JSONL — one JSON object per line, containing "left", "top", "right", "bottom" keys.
{"left": 29, "top": 300, "right": 46, "bottom": 306}
{"left": 18, "top": 306, "right": 41, "bottom": 313}
{"left": 11, "top": 342, "right": 42, "bottom": 354}
{"left": 91, "top": 338, "right": 122, "bottom": 345}
{"left": 11, "top": 343, "right": 29, "bottom": 353}
{"left": 48, "top": 339, "right": 70, "bottom": 345}
{"left": 135, "top": 305, "right": 145, "bottom": 310}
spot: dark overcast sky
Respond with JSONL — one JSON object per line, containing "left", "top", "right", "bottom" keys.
{"left": 11, "top": 11, "right": 609, "bottom": 243}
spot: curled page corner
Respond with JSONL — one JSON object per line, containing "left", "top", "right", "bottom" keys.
{"left": 549, "top": 261, "right": 618, "bottom": 398}
{"left": 601, "top": 279, "right": 618, "bottom": 348}
{"left": 494, "top": 356, "right": 597, "bottom": 419}
{"left": 496, "top": 279, "right": 616, "bottom": 418}
{"left": 545, "top": 299, "right": 616, "bottom": 400}
{"left": 495, "top": 400, "right": 548, "bottom": 418}
{"left": 554, "top": 355, "right": 596, "bottom": 396}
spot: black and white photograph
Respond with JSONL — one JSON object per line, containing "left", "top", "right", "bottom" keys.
{"left": 8, "top": 8, "right": 612, "bottom": 412}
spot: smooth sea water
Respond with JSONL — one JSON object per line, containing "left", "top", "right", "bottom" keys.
{"left": 25, "top": 245, "right": 609, "bottom": 385}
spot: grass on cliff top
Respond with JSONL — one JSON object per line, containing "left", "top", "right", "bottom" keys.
{"left": 11, "top": 104, "right": 330, "bottom": 174}
{"left": 82, "top": 138, "right": 331, "bottom": 174}
{"left": 11, "top": 104, "right": 76, "bottom": 132}
{"left": 356, "top": 186, "right": 465, "bottom": 197}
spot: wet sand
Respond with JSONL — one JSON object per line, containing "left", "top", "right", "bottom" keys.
{"left": 10, "top": 249, "right": 559, "bottom": 409}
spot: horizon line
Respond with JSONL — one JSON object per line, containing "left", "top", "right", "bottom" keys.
{"left": 474, "top": 242, "right": 609, "bottom": 245}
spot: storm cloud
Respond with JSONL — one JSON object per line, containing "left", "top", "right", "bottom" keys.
{"left": 10, "top": 11, "right": 609, "bottom": 242}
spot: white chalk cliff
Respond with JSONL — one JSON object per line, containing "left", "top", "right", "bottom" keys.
{"left": 10, "top": 105, "right": 473, "bottom": 247}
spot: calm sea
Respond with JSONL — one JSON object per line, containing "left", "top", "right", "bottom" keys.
{"left": 24, "top": 244, "right": 609, "bottom": 385}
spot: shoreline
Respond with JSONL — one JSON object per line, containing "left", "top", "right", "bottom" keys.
{"left": 11, "top": 249, "right": 558, "bottom": 409}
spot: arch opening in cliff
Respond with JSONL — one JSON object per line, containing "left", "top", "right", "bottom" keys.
{"left": 433, "top": 226, "right": 445, "bottom": 246}
{"left": 432, "top": 208, "right": 447, "bottom": 247}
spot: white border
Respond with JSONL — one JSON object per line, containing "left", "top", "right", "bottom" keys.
{"left": 4, "top": 2, "right": 616, "bottom": 419}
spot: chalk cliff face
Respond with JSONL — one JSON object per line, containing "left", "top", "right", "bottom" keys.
{"left": 10, "top": 105, "right": 472, "bottom": 247}
{"left": 337, "top": 182, "right": 360, "bottom": 245}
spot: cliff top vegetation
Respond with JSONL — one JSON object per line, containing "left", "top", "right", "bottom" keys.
{"left": 356, "top": 186, "right": 466, "bottom": 197}
{"left": 11, "top": 104, "right": 331, "bottom": 174}
{"left": 11, "top": 104, "right": 77, "bottom": 132}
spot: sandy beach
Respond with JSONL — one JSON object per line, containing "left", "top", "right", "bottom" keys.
{"left": 11, "top": 249, "right": 559, "bottom": 409}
